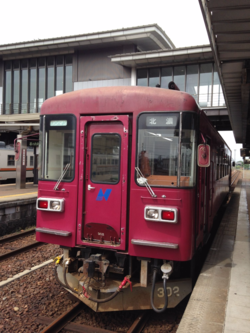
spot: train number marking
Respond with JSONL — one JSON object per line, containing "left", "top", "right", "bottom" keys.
{"left": 157, "top": 286, "right": 180, "bottom": 297}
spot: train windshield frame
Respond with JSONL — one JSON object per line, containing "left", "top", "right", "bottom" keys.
{"left": 38, "top": 114, "right": 76, "bottom": 181}
{"left": 136, "top": 111, "right": 197, "bottom": 188}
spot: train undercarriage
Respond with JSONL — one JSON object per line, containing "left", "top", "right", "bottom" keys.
{"left": 55, "top": 248, "right": 192, "bottom": 312}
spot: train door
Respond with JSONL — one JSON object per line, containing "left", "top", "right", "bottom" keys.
{"left": 197, "top": 138, "right": 210, "bottom": 245}
{"left": 77, "top": 116, "right": 129, "bottom": 250}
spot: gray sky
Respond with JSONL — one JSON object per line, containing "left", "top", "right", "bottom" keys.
{"left": 1, "top": 0, "right": 209, "bottom": 47}
{"left": 219, "top": 132, "right": 242, "bottom": 162}
{"left": 0, "top": 0, "right": 242, "bottom": 159}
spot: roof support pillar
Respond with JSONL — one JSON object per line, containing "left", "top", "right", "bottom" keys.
{"left": 16, "top": 135, "right": 27, "bottom": 189}
{"left": 131, "top": 67, "right": 136, "bottom": 86}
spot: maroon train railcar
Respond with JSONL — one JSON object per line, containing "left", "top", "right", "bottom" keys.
{"left": 36, "top": 86, "right": 231, "bottom": 312}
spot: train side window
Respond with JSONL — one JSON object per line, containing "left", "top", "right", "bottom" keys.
{"left": 7, "top": 155, "right": 15, "bottom": 166}
{"left": 30, "top": 156, "right": 34, "bottom": 166}
{"left": 39, "top": 114, "right": 76, "bottom": 181}
{"left": 137, "top": 112, "right": 197, "bottom": 187}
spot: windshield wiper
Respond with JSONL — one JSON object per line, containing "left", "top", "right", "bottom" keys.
{"left": 53, "top": 163, "right": 71, "bottom": 191}
{"left": 135, "top": 167, "right": 157, "bottom": 198}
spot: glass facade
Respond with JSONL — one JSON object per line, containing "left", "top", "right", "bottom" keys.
{"left": 161, "top": 67, "right": 172, "bottom": 89}
{"left": 186, "top": 65, "right": 198, "bottom": 101}
{"left": 199, "top": 63, "right": 213, "bottom": 107}
{"left": 173, "top": 66, "right": 185, "bottom": 92}
{"left": 137, "top": 63, "right": 225, "bottom": 108}
{"left": 3, "top": 55, "right": 73, "bottom": 114}
{"left": 5, "top": 70, "right": 11, "bottom": 115}
{"left": 149, "top": 68, "right": 160, "bottom": 87}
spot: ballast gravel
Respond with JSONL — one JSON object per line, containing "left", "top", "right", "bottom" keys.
{"left": 0, "top": 235, "right": 186, "bottom": 332}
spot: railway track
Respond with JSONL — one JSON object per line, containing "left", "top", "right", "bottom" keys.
{"left": 0, "top": 228, "right": 44, "bottom": 262}
{"left": 37, "top": 302, "right": 150, "bottom": 333}
{"left": 0, "top": 227, "right": 35, "bottom": 244}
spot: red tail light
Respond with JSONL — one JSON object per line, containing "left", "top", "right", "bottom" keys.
{"left": 38, "top": 200, "right": 48, "bottom": 209}
{"left": 162, "top": 210, "right": 175, "bottom": 221}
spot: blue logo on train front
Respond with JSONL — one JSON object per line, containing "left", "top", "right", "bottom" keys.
{"left": 96, "top": 189, "right": 112, "bottom": 201}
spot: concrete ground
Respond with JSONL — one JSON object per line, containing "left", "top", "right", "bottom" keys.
{"left": 0, "top": 182, "right": 38, "bottom": 203}
{"left": 177, "top": 170, "right": 250, "bottom": 333}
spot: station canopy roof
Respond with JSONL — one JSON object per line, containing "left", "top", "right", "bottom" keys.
{"left": 0, "top": 24, "right": 175, "bottom": 61}
{"left": 0, "top": 24, "right": 175, "bottom": 130}
{"left": 110, "top": 45, "right": 213, "bottom": 67}
{"left": 199, "top": 0, "right": 250, "bottom": 147}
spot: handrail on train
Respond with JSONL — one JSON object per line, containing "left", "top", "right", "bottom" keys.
{"left": 14, "top": 133, "right": 39, "bottom": 153}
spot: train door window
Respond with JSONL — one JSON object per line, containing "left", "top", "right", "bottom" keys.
{"left": 91, "top": 134, "right": 120, "bottom": 184}
{"left": 7, "top": 155, "right": 15, "bottom": 166}
{"left": 30, "top": 156, "right": 34, "bottom": 166}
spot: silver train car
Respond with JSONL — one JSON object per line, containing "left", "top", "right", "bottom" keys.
{"left": 0, "top": 141, "right": 34, "bottom": 183}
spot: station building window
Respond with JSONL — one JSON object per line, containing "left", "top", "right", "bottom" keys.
{"left": 3, "top": 55, "right": 73, "bottom": 115}
{"left": 174, "top": 66, "right": 185, "bottom": 92}
{"left": 137, "top": 63, "right": 225, "bottom": 108}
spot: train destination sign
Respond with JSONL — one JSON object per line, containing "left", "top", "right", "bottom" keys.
{"left": 28, "top": 141, "right": 39, "bottom": 147}
{"left": 50, "top": 120, "right": 68, "bottom": 126}
{"left": 146, "top": 115, "right": 177, "bottom": 127}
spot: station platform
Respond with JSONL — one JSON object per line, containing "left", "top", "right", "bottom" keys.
{"left": 177, "top": 173, "right": 250, "bottom": 333}
{"left": 0, "top": 183, "right": 37, "bottom": 235}
{"left": 0, "top": 182, "right": 38, "bottom": 203}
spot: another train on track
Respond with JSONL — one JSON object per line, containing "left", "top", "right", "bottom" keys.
{"left": 0, "top": 142, "right": 34, "bottom": 183}
{"left": 36, "top": 86, "right": 232, "bottom": 312}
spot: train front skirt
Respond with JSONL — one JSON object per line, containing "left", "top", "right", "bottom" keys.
{"left": 56, "top": 265, "right": 192, "bottom": 312}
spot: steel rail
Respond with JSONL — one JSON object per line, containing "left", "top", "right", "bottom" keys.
{"left": 127, "top": 312, "right": 150, "bottom": 333}
{"left": 0, "top": 228, "right": 36, "bottom": 244}
{"left": 38, "top": 302, "right": 150, "bottom": 333}
{"left": 38, "top": 301, "right": 115, "bottom": 333}
{"left": 0, "top": 240, "right": 44, "bottom": 262}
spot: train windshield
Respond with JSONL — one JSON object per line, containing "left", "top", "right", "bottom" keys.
{"left": 137, "top": 112, "right": 197, "bottom": 187}
{"left": 38, "top": 114, "right": 76, "bottom": 181}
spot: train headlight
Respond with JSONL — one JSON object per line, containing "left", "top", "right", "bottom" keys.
{"left": 146, "top": 209, "right": 159, "bottom": 219}
{"left": 50, "top": 201, "right": 61, "bottom": 211}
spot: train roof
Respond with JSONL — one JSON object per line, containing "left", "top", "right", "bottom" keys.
{"left": 40, "top": 86, "right": 200, "bottom": 116}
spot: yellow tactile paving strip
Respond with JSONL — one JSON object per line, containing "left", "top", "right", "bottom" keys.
{"left": 0, "top": 183, "right": 37, "bottom": 203}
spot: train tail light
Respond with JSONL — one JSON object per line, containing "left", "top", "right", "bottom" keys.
{"left": 37, "top": 198, "right": 65, "bottom": 212}
{"left": 38, "top": 200, "right": 48, "bottom": 209}
{"left": 162, "top": 210, "right": 175, "bottom": 221}
{"left": 144, "top": 206, "right": 177, "bottom": 223}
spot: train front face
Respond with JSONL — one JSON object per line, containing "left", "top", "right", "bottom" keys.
{"left": 36, "top": 89, "right": 198, "bottom": 312}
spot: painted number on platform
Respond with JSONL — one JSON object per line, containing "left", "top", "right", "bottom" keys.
{"left": 157, "top": 286, "right": 180, "bottom": 297}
